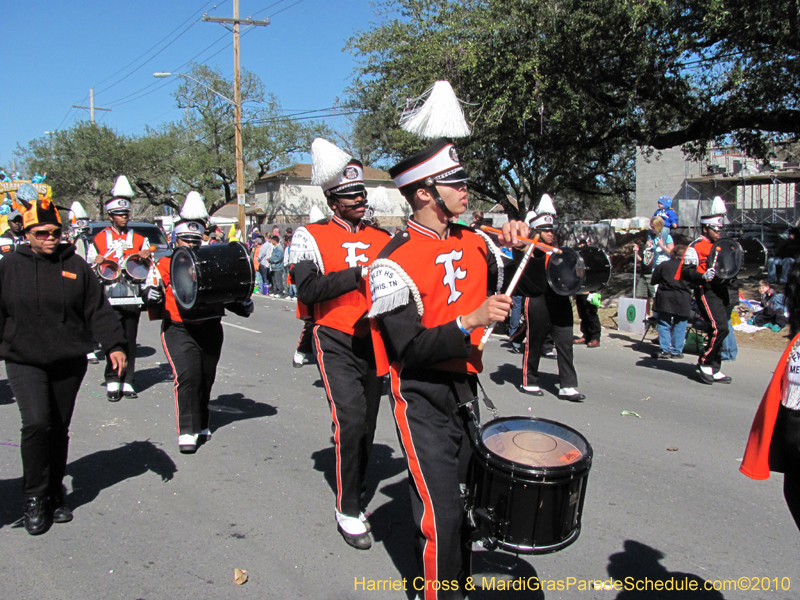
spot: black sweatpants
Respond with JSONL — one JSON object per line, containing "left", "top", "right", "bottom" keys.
{"left": 389, "top": 365, "right": 476, "bottom": 600}
{"left": 523, "top": 294, "right": 578, "bottom": 389}
{"left": 8, "top": 358, "right": 88, "bottom": 497}
{"left": 312, "top": 324, "right": 382, "bottom": 517}
{"left": 104, "top": 307, "right": 139, "bottom": 386}
{"left": 575, "top": 294, "right": 601, "bottom": 342}
{"left": 695, "top": 289, "right": 730, "bottom": 372}
{"left": 162, "top": 319, "right": 224, "bottom": 435}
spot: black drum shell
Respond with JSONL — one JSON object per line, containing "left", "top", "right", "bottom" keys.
{"left": 468, "top": 417, "right": 592, "bottom": 554}
{"left": 738, "top": 237, "right": 767, "bottom": 279}
{"left": 706, "top": 238, "right": 743, "bottom": 280}
{"left": 546, "top": 246, "right": 611, "bottom": 296}
{"left": 171, "top": 242, "right": 254, "bottom": 310}
{"left": 576, "top": 246, "right": 611, "bottom": 293}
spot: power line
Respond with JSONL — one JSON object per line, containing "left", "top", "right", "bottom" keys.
{"left": 268, "top": 0, "right": 306, "bottom": 18}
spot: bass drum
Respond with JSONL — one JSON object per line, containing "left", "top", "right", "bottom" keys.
{"left": 706, "top": 238, "right": 743, "bottom": 280}
{"left": 467, "top": 417, "right": 592, "bottom": 554}
{"left": 738, "top": 237, "right": 767, "bottom": 279}
{"left": 546, "top": 246, "right": 611, "bottom": 296}
{"left": 171, "top": 242, "right": 254, "bottom": 309}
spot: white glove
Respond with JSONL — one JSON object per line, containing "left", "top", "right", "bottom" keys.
{"left": 360, "top": 266, "right": 369, "bottom": 279}
{"left": 703, "top": 268, "right": 716, "bottom": 281}
{"left": 146, "top": 287, "right": 163, "bottom": 303}
{"left": 241, "top": 299, "right": 255, "bottom": 315}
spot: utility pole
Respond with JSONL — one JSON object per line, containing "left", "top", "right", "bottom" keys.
{"left": 73, "top": 88, "right": 111, "bottom": 124}
{"left": 203, "top": 1, "right": 269, "bottom": 236}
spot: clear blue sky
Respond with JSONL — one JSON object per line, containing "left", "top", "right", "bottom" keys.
{"left": 0, "top": 0, "right": 385, "bottom": 171}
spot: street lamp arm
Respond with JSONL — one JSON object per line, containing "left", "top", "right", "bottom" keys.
{"left": 153, "top": 72, "right": 236, "bottom": 106}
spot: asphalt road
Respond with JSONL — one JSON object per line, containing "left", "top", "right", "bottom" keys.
{"left": 0, "top": 294, "right": 797, "bottom": 600}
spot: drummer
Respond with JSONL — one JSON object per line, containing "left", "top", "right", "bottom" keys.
{"left": 289, "top": 139, "right": 391, "bottom": 550}
{"left": 143, "top": 191, "right": 254, "bottom": 454}
{"left": 515, "top": 195, "right": 584, "bottom": 401}
{"left": 369, "top": 134, "right": 527, "bottom": 599}
{"left": 677, "top": 196, "right": 733, "bottom": 384}
{"left": 87, "top": 176, "right": 150, "bottom": 401}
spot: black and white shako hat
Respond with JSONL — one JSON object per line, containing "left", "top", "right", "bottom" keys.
{"left": 700, "top": 196, "right": 727, "bottom": 229}
{"left": 107, "top": 175, "right": 135, "bottom": 215}
{"left": 529, "top": 194, "right": 556, "bottom": 230}
{"left": 310, "top": 138, "right": 367, "bottom": 198}
{"left": 388, "top": 138, "right": 467, "bottom": 192}
{"left": 174, "top": 191, "right": 208, "bottom": 241}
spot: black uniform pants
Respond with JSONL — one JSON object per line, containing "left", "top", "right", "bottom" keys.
{"left": 575, "top": 294, "right": 601, "bottom": 342}
{"left": 162, "top": 319, "right": 224, "bottom": 435}
{"left": 389, "top": 365, "right": 476, "bottom": 600}
{"left": 523, "top": 294, "right": 578, "bottom": 389}
{"left": 312, "top": 325, "right": 382, "bottom": 517}
{"left": 695, "top": 289, "right": 730, "bottom": 371}
{"left": 779, "top": 405, "right": 800, "bottom": 532}
{"left": 104, "top": 307, "right": 139, "bottom": 386}
{"left": 297, "top": 320, "right": 314, "bottom": 355}
{"left": 8, "top": 358, "right": 88, "bottom": 497}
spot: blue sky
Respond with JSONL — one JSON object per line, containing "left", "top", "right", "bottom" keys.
{"left": 0, "top": 0, "right": 385, "bottom": 171}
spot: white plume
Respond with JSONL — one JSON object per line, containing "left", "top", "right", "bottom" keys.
{"left": 535, "top": 193, "right": 556, "bottom": 215}
{"left": 111, "top": 175, "right": 135, "bottom": 199}
{"left": 400, "top": 81, "right": 471, "bottom": 139}
{"left": 311, "top": 138, "right": 352, "bottom": 186}
{"left": 369, "top": 186, "right": 394, "bottom": 213}
{"left": 69, "top": 201, "right": 89, "bottom": 220}
{"left": 309, "top": 204, "right": 326, "bottom": 223}
{"left": 710, "top": 196, "right": 727, "bottom": 215}
{"left": 180, "top": 191, "right": 209, "bottom": 220}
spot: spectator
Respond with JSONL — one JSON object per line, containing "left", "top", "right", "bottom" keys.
{"left": 283, "top": 234, "right": 295, "bottom": 300}
{"left": 633, "top": 216, "right": 672, "bottom": 315}
{"left": 268, "top": 235, "right": 285, "bottom": 297}
{"left": 471, "top": 210, "right": 484, "bottom": 229}
{"left": 251, "top": 235, "right": 265, "bottom": 293}
{"left": 651, "top": 245, "right": 693, "bottom": 358}
{"left": 751, "top": 280, "right": 788, "bottom": 330}
{"left": 257, "top": 239, "right": 271, "bottom": 295}
{"left": 768, "top": 228, "right": 800, "bottom": 284}
{"left": 654, "top": 195, "right": 678, "bottom": 234}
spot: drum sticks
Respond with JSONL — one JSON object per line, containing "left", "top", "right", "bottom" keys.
{"left": 479, "top": 225, "right": 561, "bottom": 254}
{"left": 477, "top": 238, "right": 538, "bottom": 351}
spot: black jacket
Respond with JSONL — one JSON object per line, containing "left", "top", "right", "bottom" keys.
{"left": 651, "top": 258, "right": 693, "bottom": 317}
{"left": 0, "top": 244, "right": 126, "bottom": 365}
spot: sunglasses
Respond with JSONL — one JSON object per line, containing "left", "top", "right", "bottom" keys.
{"left": 337, "top": 198, "right": 368, "bottom": 209}
{"left": 31, "top": 228, "right": 62, "bottom": 240}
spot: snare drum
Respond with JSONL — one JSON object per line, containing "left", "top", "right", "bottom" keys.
{"left": 738, "top": 237, "right": 767, "bottom": 278}
{"left": 467, "top": 417, "right": 592, "bottom": 554}
{"left": 546, "top": 247, "right": 611, "bottom": 296}
{"left": 171, "top": 242, "right": 254, "bottom": 309}
{"left": 121, "top": 254, "right": 150, "bottom": 283}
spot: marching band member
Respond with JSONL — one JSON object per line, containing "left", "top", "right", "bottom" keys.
{"left": 0, "top": 195, "right": 126, "bottom": 534}
{"left": 369, "top": 136, "right": 526, "bottom": 600}
{"left": 677, "top": 196, "right": 734, "bottom": 384}
{"left": 289, "top": 139, "right": 391, "bottom": 550}
{"left": 516, "top": 195, "right": 584, "bottom": 401}
{"left": 68, "top": 201, "right": 92, "bottom": 260}
{"left": 87, "top": 175, "right": 150, "bottom": 401}
{"left": 143, "top": 191, "right": 254, "bottom": 454}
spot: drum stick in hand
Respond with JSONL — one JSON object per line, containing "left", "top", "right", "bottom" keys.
{"left": 479, "top": 225, "right": 561, "bottom": 254}
{"left": 477, "top": 239, "right": 538, "bottom": 351}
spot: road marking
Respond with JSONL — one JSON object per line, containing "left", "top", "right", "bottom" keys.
{"left": 221, "top": 321, "right": 262, "bottom": 334}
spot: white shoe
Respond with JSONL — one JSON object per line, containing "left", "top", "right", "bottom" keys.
{"left": 179, "top": 434, "right": 198, "bottom": 454}
{"left": 293, "top": 351, "right": 309, "bottom": 368}
{"left": 559, "top": 387, "right": 586, "bottom": 401}
{"left": 359, "top": 511, "right": 371, "bottom": 532}
{"left": 520, "top": 385, "right": 544, "bottom": 396}
{"left": 336, "top": 509, "right": 371, "bottom": 549}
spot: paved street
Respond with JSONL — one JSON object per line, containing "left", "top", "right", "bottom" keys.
{"left": 0, "top": 294, "right": 797, "bottom": 599}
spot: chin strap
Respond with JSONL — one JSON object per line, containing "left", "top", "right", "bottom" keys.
{"left": 431, "top": 185, "right": 455, "bottom": 220}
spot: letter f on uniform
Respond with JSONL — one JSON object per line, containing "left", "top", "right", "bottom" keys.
{"left": 342, "top": 241, "right": 371, "bottom": 268}
{"left": 436, "top": 249, "right": 466, "bottom": 303}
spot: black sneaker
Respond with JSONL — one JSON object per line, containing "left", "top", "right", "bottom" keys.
{"left": 51, "top": 495, "right": 73, "bottom": 524}
{"left": 24, "top": 496, "right": 49, "bottom": 535}
{"left": 651, "top": 352, "right": 672, "bottom": 359}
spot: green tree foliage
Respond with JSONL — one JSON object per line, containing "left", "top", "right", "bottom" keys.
{"left": 17, "top": 64, "right": 327, "bottom": 217}
{"left": 347, "top": 0, "right": 800, "bottom": 218}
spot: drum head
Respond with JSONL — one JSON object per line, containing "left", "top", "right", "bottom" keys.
{"left": 480, "top": 417, "right": 591, "bottom": 471}
{"left": 98, "top": 261, "right": 119, "bottom": 282}
{"left": 707, "top": 238, "right": 743, "bottom": 280}
{"left": 546, "top": 248, "right": 585, "bottom": 296}
{"left": 171, "top": 248, "right": 198, "bottom": 309}
{"left": 123, "top": 256, "right": 150, "bottom": 282}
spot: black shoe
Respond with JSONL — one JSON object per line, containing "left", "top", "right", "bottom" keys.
{"left": 337, "top": 525, "right": 372, "bottom": 550}
{"left": 106, "top": 385, "right": 122, "bottom": 402}
{"left": 542, "top": 351, "right": 556, "bottom": 360}
{"left": 520, "top": 385, "right": 544, "bottom": 396}
{"left": 87, "top": 355, "right": 99, "bottom": 364}
{"left": 24, "top": 496, "right": 49, "bottom": 535}
{"left": 559, "top": 392, "right": 586, "bottom": 402}
{"left": 51, "top": 496, "right": 73, "bottom": 524}
{"left": 696, "top": 366, "right": 715, "bottom": 385}
{"left": 510, "top": 344, "right": 522, "bottom": 354}
{"left": 651, "top": 352, "right": 673, "bottom": 359}
{"left": 671, "top": 353, "right": 684, "bottom": 359}
{"left": 713, "top": 374, "right": 732, "bottom": 384}
{"left": 122, "top": 390, "right": 138, "bottom": 399}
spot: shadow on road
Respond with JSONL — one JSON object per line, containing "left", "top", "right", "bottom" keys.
{"left": 0, "top": 378, "right": 14, "bottom": 405}
{"left": 471, "top": 550, "right": 544, "bottom": 599}
{"left": 135, "top": 344, "right": 158, "bottom": 359}
{"left": 634, "top": 358, "right": 698, "bottom": 382}
{"left": 608, "top": 540, "right": 726, "bottom": 599}
{"left": 209, "top": 393, "right": 277, "bottom": 433}
{"left": 134, "top": 363, "right": 174, "bottom": 392}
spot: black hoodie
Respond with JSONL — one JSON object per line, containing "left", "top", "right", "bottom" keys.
{"left": 0, "top": 243, "right": 126, "bottom": 365}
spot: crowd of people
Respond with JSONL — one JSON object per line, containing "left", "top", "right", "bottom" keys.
{"left": 2, "top": 91, "right": 799, "bottom": 600}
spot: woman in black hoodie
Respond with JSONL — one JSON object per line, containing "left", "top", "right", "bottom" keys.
{"left": 0, "top": 193, "right": 126, "bottom": 535}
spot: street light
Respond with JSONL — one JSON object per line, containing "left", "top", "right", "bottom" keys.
{"left": 154, "top": 71, "right": 246, "bottom": 236}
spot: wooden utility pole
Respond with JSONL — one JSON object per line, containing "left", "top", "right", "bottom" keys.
{"left": 73, "top": 88, "right": 111, "bottom": 123}
{"left": 203, "top": 1, "right": 269, "bottom": 236}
